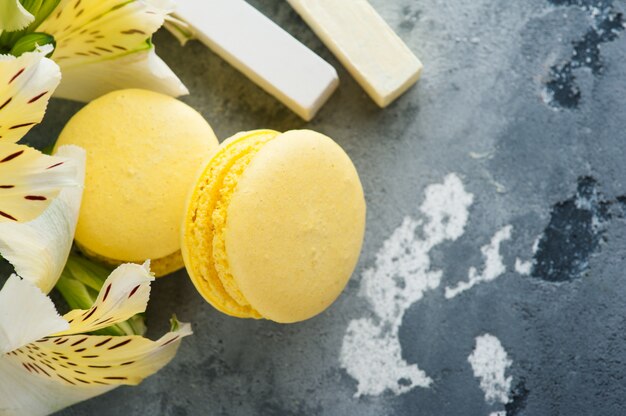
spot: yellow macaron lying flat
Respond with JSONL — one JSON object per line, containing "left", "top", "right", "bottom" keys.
{"left": 55, "top": 89, "right": 219, "bottom": 276}
{"left": 182, "top": 129, "right": 366, "bottom": 323}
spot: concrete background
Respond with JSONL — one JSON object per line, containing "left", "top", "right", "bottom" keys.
{"left": 14, "top": 0, "right": 626, "bottom": 414}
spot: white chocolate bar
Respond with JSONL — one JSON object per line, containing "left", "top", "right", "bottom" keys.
{"left": 172, "top": 0, "right": 339, "bottom": 121}
{"left": 287, "top": 0, "right": 423, "bottom": 107}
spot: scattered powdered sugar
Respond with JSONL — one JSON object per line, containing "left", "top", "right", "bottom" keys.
{"left": 514, "top": 258, "right": 533, "bottom": 275}
{"left": 468, "top": 334, "right": 513, "bottom": 405}
{"left": 445, "top": 225, "right": 513, "bottom": 299}
{"left": 339, "top": 174, "right": 474, "bottom": 397}
{"left": 514, "top": 234, "right": 541, "bottom": 276}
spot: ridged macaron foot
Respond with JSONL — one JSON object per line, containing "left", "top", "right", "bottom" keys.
{"left": 182, "top": 129, "right": 366, "bottom": 323}
{"left": 54, "top": 89, "right": 219, "bottom": 276}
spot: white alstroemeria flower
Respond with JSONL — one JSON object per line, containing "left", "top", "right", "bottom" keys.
{"left": 0, "top": 262, "right": 192, "bottom": 416}
{"left": 36, "top": 0, "right": 188, "bottom": 102}
{"left": 0, "top": 45, "right": 81, "bottom": 294}
{"left": 0, "top": 0, "right": 34, "bottom": 33}
{"left": 0, "top": 142, "right": 76, "bottom": 223}
{"left": 0, "top": 45, "right": 59, "bottom": 143}
{"left": 0, "top": 44, "right": 80, "bottom": 226}
{"left": 0, "top": 145, "right": 84, "bottom": 293}
{"left": 0, "top": 10, "right": 191, "bottom": 415}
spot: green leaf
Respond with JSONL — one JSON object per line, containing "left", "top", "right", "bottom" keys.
{"left": 9, "top": 31, "right": 54, "bottom": 56}
{"left": 169, "top": 315, "right": 180, "bottom": 332}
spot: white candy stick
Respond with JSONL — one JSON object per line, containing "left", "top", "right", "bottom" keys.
{"left": 287, "top": 0, "right": 423, "bottom": 107}
{"left": 172, "top": 0, "right": 339, "bottom": 121}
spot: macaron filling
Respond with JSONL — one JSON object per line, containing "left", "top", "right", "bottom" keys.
{"left": 184, "top": 130, "right": 279, "bottom": 319}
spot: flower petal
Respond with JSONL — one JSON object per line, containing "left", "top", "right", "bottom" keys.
{"left": 0, "top": 45, "right": 61, "bottom": 143}
{"left": 52, "top": 44, "right": 188, "bottom": 102}
{"left": 0, "top": 145, "right": 85, "bottom": 293}
{"left": 0, "top": 354, "right": 113, "bottom": 416}
{"left": 0, "top": 143, "right": 77, "bottom": 223}
{"left": 39, "top": 0, "right": 170, "bottom": 68}
{"left": 9, "top": 321, "right": 191, "bottom": 387}
{"left": 56, "top": 262, "right": 154, "bottom": 336}
{"left": 0, "top": 275, "right": 69, "bottom": 354}
{"left": 163, "top": 15, "right": 194, "bottom": 46}
{"left": 0, "top": 0, "right": 34, "bottom": 32}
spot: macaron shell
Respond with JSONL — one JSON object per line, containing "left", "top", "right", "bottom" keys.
{"left": 181, "top": 130, "right": 279, "bottom": 318}
{"left": 224, "top": 130, "right": 366, "bottom": 323}
{"left": 55, "top": 89, "right": 218, "bottom": 264}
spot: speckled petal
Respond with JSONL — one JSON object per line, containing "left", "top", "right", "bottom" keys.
{"left": 0, "top": 352, "right": 114, "bottom": 416}
{"left": 0, "top": 0, "right": 34, "bottom": 32}
{"left": 0, "top": 45, "right": 61, "bottom": 143}
{"left": 0, "top": 259, "right": 190, "bottom": 415}
{"left": 39, "top": 0, "right": 172, "bottom": 69}
{"left": 0, "top": 322, "right": 191, "bottom": 415}
{"left": 56, "top": 262, "right": 154, "bottom": 335}
{"left": 0, "top": 275, "right": 68, "bottom": 354}
{"left": 0, "top": 143, "right": 77, "bottom": 223}
{"left": 52, "top": 45, "right": 188, "bottom": 102}
{"left": 0, "top": 146, "right": 85, "bottom": 293}
{"left": 9, "top": 322, "right": 191, "bottom": 386}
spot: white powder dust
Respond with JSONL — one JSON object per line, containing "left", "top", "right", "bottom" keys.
{"left": 339, "top": 174, "right": 474, "bottom": 397}
{"left": 514, "top": 258, "right": 533, "bottom": 275}
{"left": 445, "top": 225, "right": 513, "bottom": 299}
{"left": 468, "top": 334, "right": 513, "bottom": 405}
{"left": 515, "top": 235, "right": 540, "bottom": 276}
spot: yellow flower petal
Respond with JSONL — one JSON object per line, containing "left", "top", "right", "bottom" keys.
{"left": 0, "top": 45, "right": 61, "bottom": 143}
{"left": 56, "top": 262, "right": 154, "bottom": 336}
{"left": 0, "top": 352, "right": 113, "bottom": 416}
{"left": 0, "top": 145, "right": 85, "bottom": 293}
{"left": 52, "top": 45, "right": 188, "bottom": 102}
{"left": 39, "top": 0, "right": 171, "bottom": 69}
{"left": 0, "top": 320, "right": 190, "bottom": 415}
{"left": 0, "top": 226, "right": 190, "bottom": 415}
{"left": 0, "top": 143, "right": 77, "bottom": 223}
{"left": 0, "top": 0, "right": 35, "bottom": 32}
{"left": 7, "top": 322, "right": 191, "bottom": 386}
{"left": 36, "top": 0, "right": 187, "bottom": 101}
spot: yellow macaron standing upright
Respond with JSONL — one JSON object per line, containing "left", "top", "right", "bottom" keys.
{"left": 55, "top": 89, "right": 219, "bottom": 276}
{"left": 182, "top": 129, "right": 366, "bottom": 323}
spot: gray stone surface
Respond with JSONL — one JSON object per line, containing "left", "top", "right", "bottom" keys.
{"left": 12, "top": 0, "right": 626, "bottom": 414}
